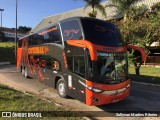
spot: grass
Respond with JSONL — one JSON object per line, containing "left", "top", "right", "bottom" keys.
{"left": 129, "top": 66, "right": 160, "bottom": 84}
{"left": 0, "top": 42, "right": 15, "bottom": 47}
{"left": 0, "top": 42, "right": 15, "bottom": 63}
{"left": 0, "top": 84, "right": 83, "bottom": 119}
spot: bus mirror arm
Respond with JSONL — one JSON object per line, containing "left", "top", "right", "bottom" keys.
{"left": 126, "top": 44, "right": 147, "bottom": 62}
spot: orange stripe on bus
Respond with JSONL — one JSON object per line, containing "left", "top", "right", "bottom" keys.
{"left": 38, "top": 27, "right": 58, "bottom": 35}
{"left": 63, "top": 52, "right": 68, "bottom": 68}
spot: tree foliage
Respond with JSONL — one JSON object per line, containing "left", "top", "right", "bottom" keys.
{"left": 111, "top": 3, "right": 160, "bottom": 75}
{"left": 106, "top": 0, "right": 141, "bottom": 22}
{"left": 112, "top": 3, "right": 160, "bottom": 51}
{"left": 18, "top": 26, "right": 32, "bottom": 33}
{"left": 0, "top": 31, "right": 6, "bottom": 42}
{"left": 82, "top": 0, "right": 106, "bottom": 18}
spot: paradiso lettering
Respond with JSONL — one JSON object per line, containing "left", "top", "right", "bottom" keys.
{"left": 28, "top": 46, "right": 49, "bottom": 54}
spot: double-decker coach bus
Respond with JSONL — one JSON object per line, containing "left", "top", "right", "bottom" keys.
{"left": 17, "top": 17, "right": 146, "bottom": 106}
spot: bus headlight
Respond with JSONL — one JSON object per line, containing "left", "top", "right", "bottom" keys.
{"left": 102, "top": 83, "right": 130, "bottom": 95}
{"left": 79, "top": 80, "right": 103, "bottom": 93}
{"left": 91, "top": 88, "right": 103, "bottom": 93}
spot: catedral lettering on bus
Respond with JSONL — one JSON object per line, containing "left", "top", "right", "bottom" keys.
{"left": 17, "top": 17, "right": 146, "bottom": 106}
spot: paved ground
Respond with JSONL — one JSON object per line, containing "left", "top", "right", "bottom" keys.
{"left": 0, "top": 65, "right": 160, "bottom": 120}
{"left": 99, "top": 82, "right": 160, "bottom": 112}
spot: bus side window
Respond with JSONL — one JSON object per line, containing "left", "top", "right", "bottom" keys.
{"left": 32, "top": 34, "right": 37, "bottom": 46}
{"left": 46, "top": 25, "right": 62, "bottom": 44}
{"left": 61, "top": 20, "right": 83, "bottom": 41}
{"left": 29, "top": 33, "right": 45, "bottom": 46}
{"left": 18, "top": 40, "right": 22, "bottom": 48}
{"left": 28, "top": 37, "right": 32, "bottom": 46}
{"left": 67, "top": 56, "right": 85, "bottom": 77}
{"left": 37, "top": 34, "right": 45, "bottom": 45}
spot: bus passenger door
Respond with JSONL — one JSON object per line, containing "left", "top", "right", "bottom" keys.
{"left": 43, "top": 53, "right": 55, "bottom": 86}
{"left": 65, "top": 47, "right": 86, "bottom": 103}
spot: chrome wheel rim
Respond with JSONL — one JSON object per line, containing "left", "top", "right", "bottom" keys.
{"left": 24, "top": 68, "right": 27, "bottom": 77}
{"left": 59, "top": 82, "right": 65, "bottom": 96}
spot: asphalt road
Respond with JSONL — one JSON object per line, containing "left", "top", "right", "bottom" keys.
{"left": 99, "top": 83, "right": 160, "bottom": 112}
{"left": 0, "top": 65, "right": 160, "bottom": 118}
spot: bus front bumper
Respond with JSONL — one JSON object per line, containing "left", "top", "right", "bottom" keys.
{"left": 85, "top": 79, "right": 130, "bottom": 106}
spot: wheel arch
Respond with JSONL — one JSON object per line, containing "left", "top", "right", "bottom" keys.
{"left": 54, "top": 75, "right": 65, "bottom": 89}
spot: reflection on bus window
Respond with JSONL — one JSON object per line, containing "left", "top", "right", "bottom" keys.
{"left": 61, "top": 20, "right": 83, "bottom": 41}
{"left": 28, "top": 25, "right": 62, "bottom": 46}
{"left": 95, "top": 52, "right": 128, "bottom": 82}
{"left": 81, "top": 18, "right": 123, "bottom": 47}
{"left": 46, "top": 26, "right": 62, "bottom": 44}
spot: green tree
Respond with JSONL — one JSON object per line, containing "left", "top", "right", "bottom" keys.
{"left": 112, "top": 3, "right": 160, "bottom": 75}
{"left": 0, "top": 31, "right": 7, "bottom": 42}
{"left": 106, "top": 0, "right": 141, "bottom": 22}
{"left": 82, "top": 0, "right": 107, "bottom": 18}
{"left": 18, "top": 26, "right": 32, "bottom": 33}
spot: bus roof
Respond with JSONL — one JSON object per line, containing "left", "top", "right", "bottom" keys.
{"left": 19, "top": 17, "right": 112, "bottom": 41}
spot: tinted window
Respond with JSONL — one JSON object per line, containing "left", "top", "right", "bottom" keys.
{"left": 28, "top": 24, "right": 62, "bottom": 46}
{"left": 61, "top": 20, "right": 83, "bottom": 41}
{"left": 46, "top": 26, "right": 62, "bottom": 44}
{"left": 37, "top": 34, "right": 46, "bottom": 45}
{"left": 67, "top": 56, "right": 85, "bottom": 78}
{"left": 31, "top": 34, "right": 37, "bottom": 45}
{"left": 18, "top": 40, "right": 22, "bottom": 48}
{"left": 28, "top": 34, "right": 45, "bottom": 46}
{"left": 28, "top": 36, "right": 32, "bottom": 46}
{"left": 81, "top": 19, "right": 123, "bottom": 47}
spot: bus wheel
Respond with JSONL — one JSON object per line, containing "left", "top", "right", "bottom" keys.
{"left": 24, "top": 67, "right": 29, "bottom": 78}
{"left": 57, "top": 78, "right": 67, "bottom": 98}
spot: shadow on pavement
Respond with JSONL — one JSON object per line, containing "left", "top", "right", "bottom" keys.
{"left": 129, "top": 74, "right": 160, "bottom": 85}
{"left": 97, "top": 99, "right": 144, "bottom": 113}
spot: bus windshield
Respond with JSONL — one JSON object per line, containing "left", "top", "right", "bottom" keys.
{"left": 89, "top": 52, "right": 128, "bottom": 83}
{"left": 81, "top": 18, "right": 123, "bottom": 47}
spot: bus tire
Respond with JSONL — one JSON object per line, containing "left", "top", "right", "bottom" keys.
{"left": 24, "top": 67, "right": 29, "bottom": 78}
{"left": 57, "top": 78, "right": 68, "bottom": 98}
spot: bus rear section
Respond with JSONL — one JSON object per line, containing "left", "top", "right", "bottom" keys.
{"left": 17, "top": 17, "right": 145, "bottom": 106}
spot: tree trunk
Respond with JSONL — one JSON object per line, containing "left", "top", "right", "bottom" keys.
{"left": 135, "top": 67, "right": 140, "bottom": 75}
{"left": 123, "top": 13, "right": 127, "bottom": 22}
{"left": 89, "top": 6, "right": 96, "bottom": 18}
{"left": 134, "top": 62, "right": 142, "bottom": 76}
{"left": 92, "top": 5, "right": 95, "bottom": 13}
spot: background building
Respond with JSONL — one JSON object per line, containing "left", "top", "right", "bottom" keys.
{"left": 30, "top": 0, "right": 160, "bottom": 66}
{"left": 31, "top": 0, "right": 160, "bottom": 33}
{"left": 0, "top": 27, "right": 26, "bottom": 42}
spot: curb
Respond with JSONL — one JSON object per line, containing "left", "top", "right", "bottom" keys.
{"left": 0, "top": 62, "right": 10, "bottom": 66}
{"left": 131, "top": 81, "right": 160, "bottom": 87}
